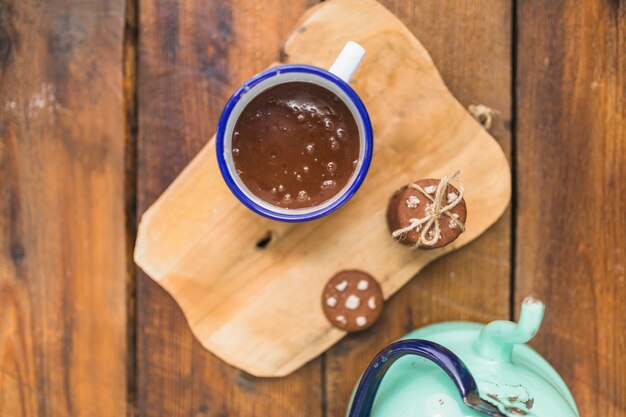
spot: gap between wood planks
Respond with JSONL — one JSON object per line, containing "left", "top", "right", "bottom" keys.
{"left": 509, "top": 0, "right": 518, "bottom": 322}
{"left": 123, "top": 0, "right": 139, "bottom": 415}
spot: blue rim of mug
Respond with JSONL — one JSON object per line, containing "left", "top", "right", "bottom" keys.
{"left": 215, "top": 64, "right": 373, "bottom": 222}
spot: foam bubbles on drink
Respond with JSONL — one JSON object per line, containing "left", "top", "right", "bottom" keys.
{"left": 232, "top": 82, "right": 360, "bottom": 210}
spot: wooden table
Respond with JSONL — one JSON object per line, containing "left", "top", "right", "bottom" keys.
{"left": 0, "top": 1, "right": 623, "bottom": 416}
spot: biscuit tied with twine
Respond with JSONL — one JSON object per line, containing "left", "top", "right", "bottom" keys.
{"left": 391, "top": 170, "right": 465, "bottom": 248}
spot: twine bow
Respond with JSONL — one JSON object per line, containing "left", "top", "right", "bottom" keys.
{"left": 391, "top": 170, "right": 465, "bottom": 247}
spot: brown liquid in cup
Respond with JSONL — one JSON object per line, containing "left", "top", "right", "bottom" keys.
{"left": 232, "top": 82, "right": 360, "bottom": 210}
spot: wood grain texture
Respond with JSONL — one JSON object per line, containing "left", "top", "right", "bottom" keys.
{"left": 516, "top": 1, "right": 626, "bottom": 415}
{"left": 1, "top": 1, "right": 622, "bottom": 416}
{"left": 135, "top": 0, "right": 321, "bottom": 416}
{"left": 323, "top": 1, "right": 513, "bottom": 415}
{"left": 134, "top": 0, "right": 511, "bottom": 377}
{"left": 0, "top": 1, "right": 128, "bottom": 417}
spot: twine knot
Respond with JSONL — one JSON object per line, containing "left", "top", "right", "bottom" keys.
{"left": 468, "top": 104, "right": 499, "bottom": 130}
{"left": 391, "top": 170, "right": 465, "bottom": 248}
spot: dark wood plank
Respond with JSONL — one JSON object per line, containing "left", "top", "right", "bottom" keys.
{"left": 516, "top": 1, "right": 626, "bottom": 415}
{"left": 324, "top": 1, "right": 513, "bottom": 416}
{"left": 135, "top": 1, "right": 321, "bottom": 416}
{"left": 0, "top": 1, "right": 128, "bottom": 416}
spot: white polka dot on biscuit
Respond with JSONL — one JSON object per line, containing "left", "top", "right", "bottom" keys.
{"left": 406, "top": 195, "right": 420, "bottom": 208}
{"left": 345, "top": 295, "right": 361, "bottom": 310}
{"left": 335, "top": 280, "right": 348, "bottom": 292}
{"left": 335, "top": 315, "right": 347, "bottom": 325}
{"left": 326, "top": 296, "right": 338, "bottom": 307}
{"left": 356, "top": 316, "right": 367, "bottom": 327}
{"left": 424, "top": 185, "right": 437, "bottom": 194}
{"left": 357, "top": 280, "right": 369, "bottom": 291}
{"left": 368, "top": 296, "right": 377, "bottom": 310}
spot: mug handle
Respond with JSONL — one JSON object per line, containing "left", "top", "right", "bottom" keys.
{"left": 347, "top": 339, "right": 507, "bottom": 417}
{"left": 329, "top": 41, "right": 366, "bottom": 83}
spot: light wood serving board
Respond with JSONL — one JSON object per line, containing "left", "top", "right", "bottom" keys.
{"left": 134, "top": 0, "right": 511, "bottom": 377}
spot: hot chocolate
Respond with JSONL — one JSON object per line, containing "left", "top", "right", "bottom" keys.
{"left": 232, "top": 82, "right": 360, "bottom": 210}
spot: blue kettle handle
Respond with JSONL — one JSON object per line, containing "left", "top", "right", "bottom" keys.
{"left": 347, "top": 339, "right": 506, "bottom": 417}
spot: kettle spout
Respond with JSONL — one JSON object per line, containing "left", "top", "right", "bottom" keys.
{"left": 476, "top": 296, "right": 545, "bottom": 362}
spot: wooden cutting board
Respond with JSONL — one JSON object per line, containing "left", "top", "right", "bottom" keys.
{"left": 134, "top": 0, "right": 511, "bottom": 377}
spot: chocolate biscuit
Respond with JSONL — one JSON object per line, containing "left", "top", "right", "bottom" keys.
{"left": 322, "top": 270, "right": 383, "bottom": 332}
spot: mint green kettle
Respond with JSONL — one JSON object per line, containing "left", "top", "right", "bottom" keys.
{"left": 347, "top": 297, "right": 579, "bottom": 417}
